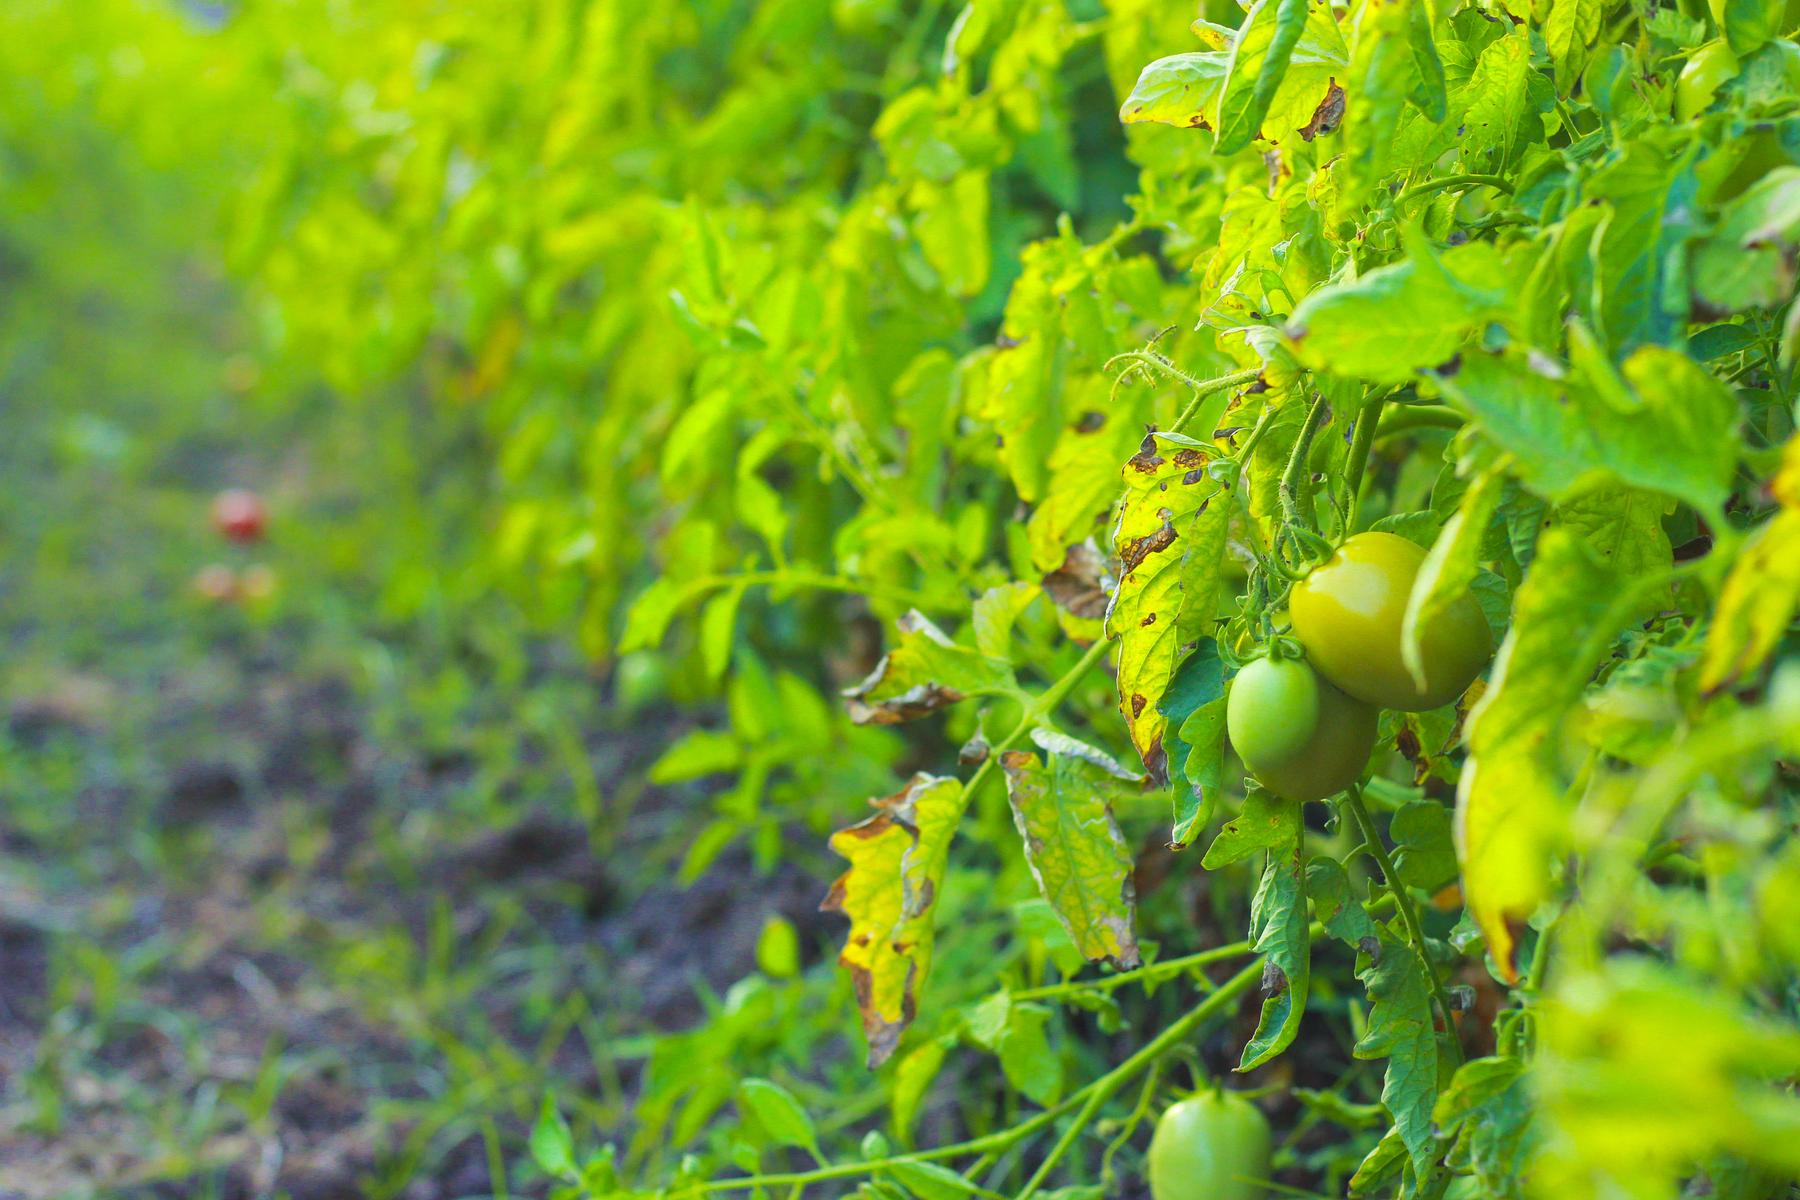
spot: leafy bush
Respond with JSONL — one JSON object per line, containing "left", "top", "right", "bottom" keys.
{"left": 12, "top": 0, "right": 1800, "bottom": 1196}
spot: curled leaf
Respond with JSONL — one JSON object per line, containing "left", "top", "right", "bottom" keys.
{"left": 821, "top": 774, "right": 965, "bottom": 1066}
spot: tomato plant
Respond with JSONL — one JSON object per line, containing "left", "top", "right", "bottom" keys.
{"left": 15, "top": 0, "right": 1800, "bottom": 1196}
{"left": 1225, "top": 652, "right": 1377, "bottom": 801}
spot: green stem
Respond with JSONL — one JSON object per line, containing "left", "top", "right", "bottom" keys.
{"left": 1395, "top": 173, "right": 1513, "bottom": 206}
{"left": 698, "top": 570, "right": 951, "bottom": 614}
{"left": 1374, "top": 404, "right": 1462, "bottom": 440}
{"left": 1277, "top": 393, "right": 1330, "bottom": 535}
{"left": 1010, "top": 940, "right": 1254, "bottom": 1001}
{"left": 1170, "top": 367, "right": 1265, "bottom": 436}
{"left": 1341, "top": 394, "right": 1385, "bottom": 534}
{"left": 1340, "top": 784, "right": 1464, "bottom": 1067}
{"left": 683, "top": 957, "right": 1270, "bottom": 1196}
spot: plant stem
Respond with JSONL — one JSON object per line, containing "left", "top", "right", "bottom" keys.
{"left": 1009, "top": 940, "right": 1255, "bottom": 1001}
{"left": 1340, "top": 784, "right": 1464, "bottom": 1067}
{"left": 1277, "top": 393, "right": 1329, "bottom": 533}
{"left": 1395, "top": 173, "right": 1513, "bottom": 206}
{"left": 1170, "top": 367, "right": 1264, "bottom": 436}
{"left": 702, "top": 569, "right": 951, "bottom": 613}
{"left": 1341, "top": 394, "right": 1385, "bottom": 533}
{"left": 1374, "top": 404, "right": 1462, "bottom": 441}
{"left": 682, "top": 957, "right": 1270, "bottom": 1196}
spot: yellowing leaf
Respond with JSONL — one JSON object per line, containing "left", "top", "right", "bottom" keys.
{"left": 1001, "top": 730, "right": 1143, "bottom": 967}
{"left": 1107, "top": 431, "right": 1226, "bottom": 783}
{"left": 1119, "top": 52, "right": 1231, "bottom": 129}
{"left": 1456, "top": 530, "right": 1627, "bottom": 980}
{"left": 821, "top": 774, "right": 964, "bottom": 1066}
{"left": 1701, "top": 508, "right": 1800, "bottom": 693}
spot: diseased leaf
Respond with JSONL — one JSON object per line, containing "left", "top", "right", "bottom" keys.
{"left": 1355, "top": 934, "right": 1443, "bottom": 1177}
{"left": 1001, "top": 730, "right": 1144, "bottom": 967}
{"left": 1214, "top": 0, "right": 1313, "bottom": 154}
{"left": 1239, "top": 829, "right": 1310, "bottom": 1070}
{"left": 1203, "top": 787, "right": 1302, "bottom": 868}
{"left": 1552, "top": 487, "right": 1674, "bottom": 590}
{"left": 1458, "top": 30, "right": 1554, "bottom": 174}
{"left": 844, "top": 611, "right": 1017, "bottom": 725}
{"left": 1456, "top": 530, "right": 1629, "bottom": 979}
{"left": 1119, "top": 52, "right": 1231, "bottom": 129}
{"left": 822, "top": 775, "right": 965, "bottom": 1066}
{"left": 1108, "top": 431, "right": 1226, "bottom": 783}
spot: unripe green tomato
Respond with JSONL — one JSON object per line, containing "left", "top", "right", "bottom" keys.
{"left": 1226, "top": 655, "right": 1377, "bottom": 801}
{"left": 1290, "top": 531, "right": 1492, "bottom": 711}
{"left": 1146, "top": 1090, "right": 1272, "bottom": 1200}
{"left": 1677, "top": 40, "right": 1740, "bottom": 121}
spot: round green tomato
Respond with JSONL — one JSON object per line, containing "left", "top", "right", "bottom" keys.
{"left": 1290, "top": 531, "right": 1492, "bottom": 711}
{"left": 1226, "top": 655, "right": 1377, "bottom": 801}
{"left": 1677, "top": 39, "right": 1740, "bottom": 121}
{"left": 1146, "top": 1090, "right": 1272, "bottom": 1200}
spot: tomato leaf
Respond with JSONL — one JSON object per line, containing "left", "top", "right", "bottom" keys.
{"left": 1239, "top": 830, "right": 1310, "bottom": 1070}
{"left": 1108, "top": 431, "right": 1227, "bottom": 783}
{"left": 822, "top": 774, "right": 965, "bottom": 1066}
{"left": 1456, "top": 529, "right": 1629, "bottom": 979}
{"left": 1354, "top": 933, "right": 1444, "bottom": 1178}
{"left": 1001, "top": 730, "right": 1144, "bottom": 967}
{"left": 844, "top": 611, "right": 1018, "bottom": 725}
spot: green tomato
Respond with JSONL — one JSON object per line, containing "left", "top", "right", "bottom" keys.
{"left": 1290, "top": 531, "right": 1492, "bottom": 712}
{"left": 1146, "top": 1090, "right": 1273, "bottom": 1200}
{"left": 1677, "top": 40, "right": 1740, "bottom": 121}
{"left": 1226, "top": 654, "right": 1378, "bottom": 801}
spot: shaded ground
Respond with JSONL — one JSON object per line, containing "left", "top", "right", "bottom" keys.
{"left": 0, "top": 610, "right": 842, "bottom": 1199}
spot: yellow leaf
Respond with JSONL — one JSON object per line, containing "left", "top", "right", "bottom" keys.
{"left": 1700, "top": 508, "right": 1800, "bottom": 693}
{"left": 821, "top": 774, "right": 963, "bottom": 1067}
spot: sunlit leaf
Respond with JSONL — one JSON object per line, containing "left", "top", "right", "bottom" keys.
{"left": 822, "top": 775, "right": 965, "bottom": 1066}
{"left": 1000, "top": 729, "right": 1143, "bottom": 968}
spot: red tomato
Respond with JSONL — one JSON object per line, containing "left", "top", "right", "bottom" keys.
{"left": 211, "top": 489, "right": 267, "bottom": 543}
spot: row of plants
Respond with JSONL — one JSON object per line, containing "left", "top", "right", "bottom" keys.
{"left": 11, "top": 0, "right": 1800, "bottom": 1195}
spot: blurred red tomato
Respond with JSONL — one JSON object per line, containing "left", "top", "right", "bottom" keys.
{"left": 211, "top": 489, "right": 266, "bottom": 542}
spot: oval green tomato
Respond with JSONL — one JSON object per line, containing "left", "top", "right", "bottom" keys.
{"left": 1147, "top": 1090, "right": 1272, "bottom": 1200}
{"left": 1290, "top": 531, "right": 1492, "bottom": 711}
{"left": 1226, "top": 655, "right": 1377, "bottom": 801}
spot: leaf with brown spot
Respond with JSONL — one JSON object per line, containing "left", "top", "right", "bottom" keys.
{"left": 844, "top": 611, "right": 1016, "bottom": 725}
{"left": 1108, "top": 431, "right": 1227, "bottom": 783}
{"left": 1001, "top": 731, "right": 1143, "bottom": 967}
{"left": 821, "top": 774, "right": 964, "bottom": 1066}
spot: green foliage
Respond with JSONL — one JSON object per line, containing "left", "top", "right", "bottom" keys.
{"left": 8, "top": 0, "right": 1800, "bottom": 1196}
